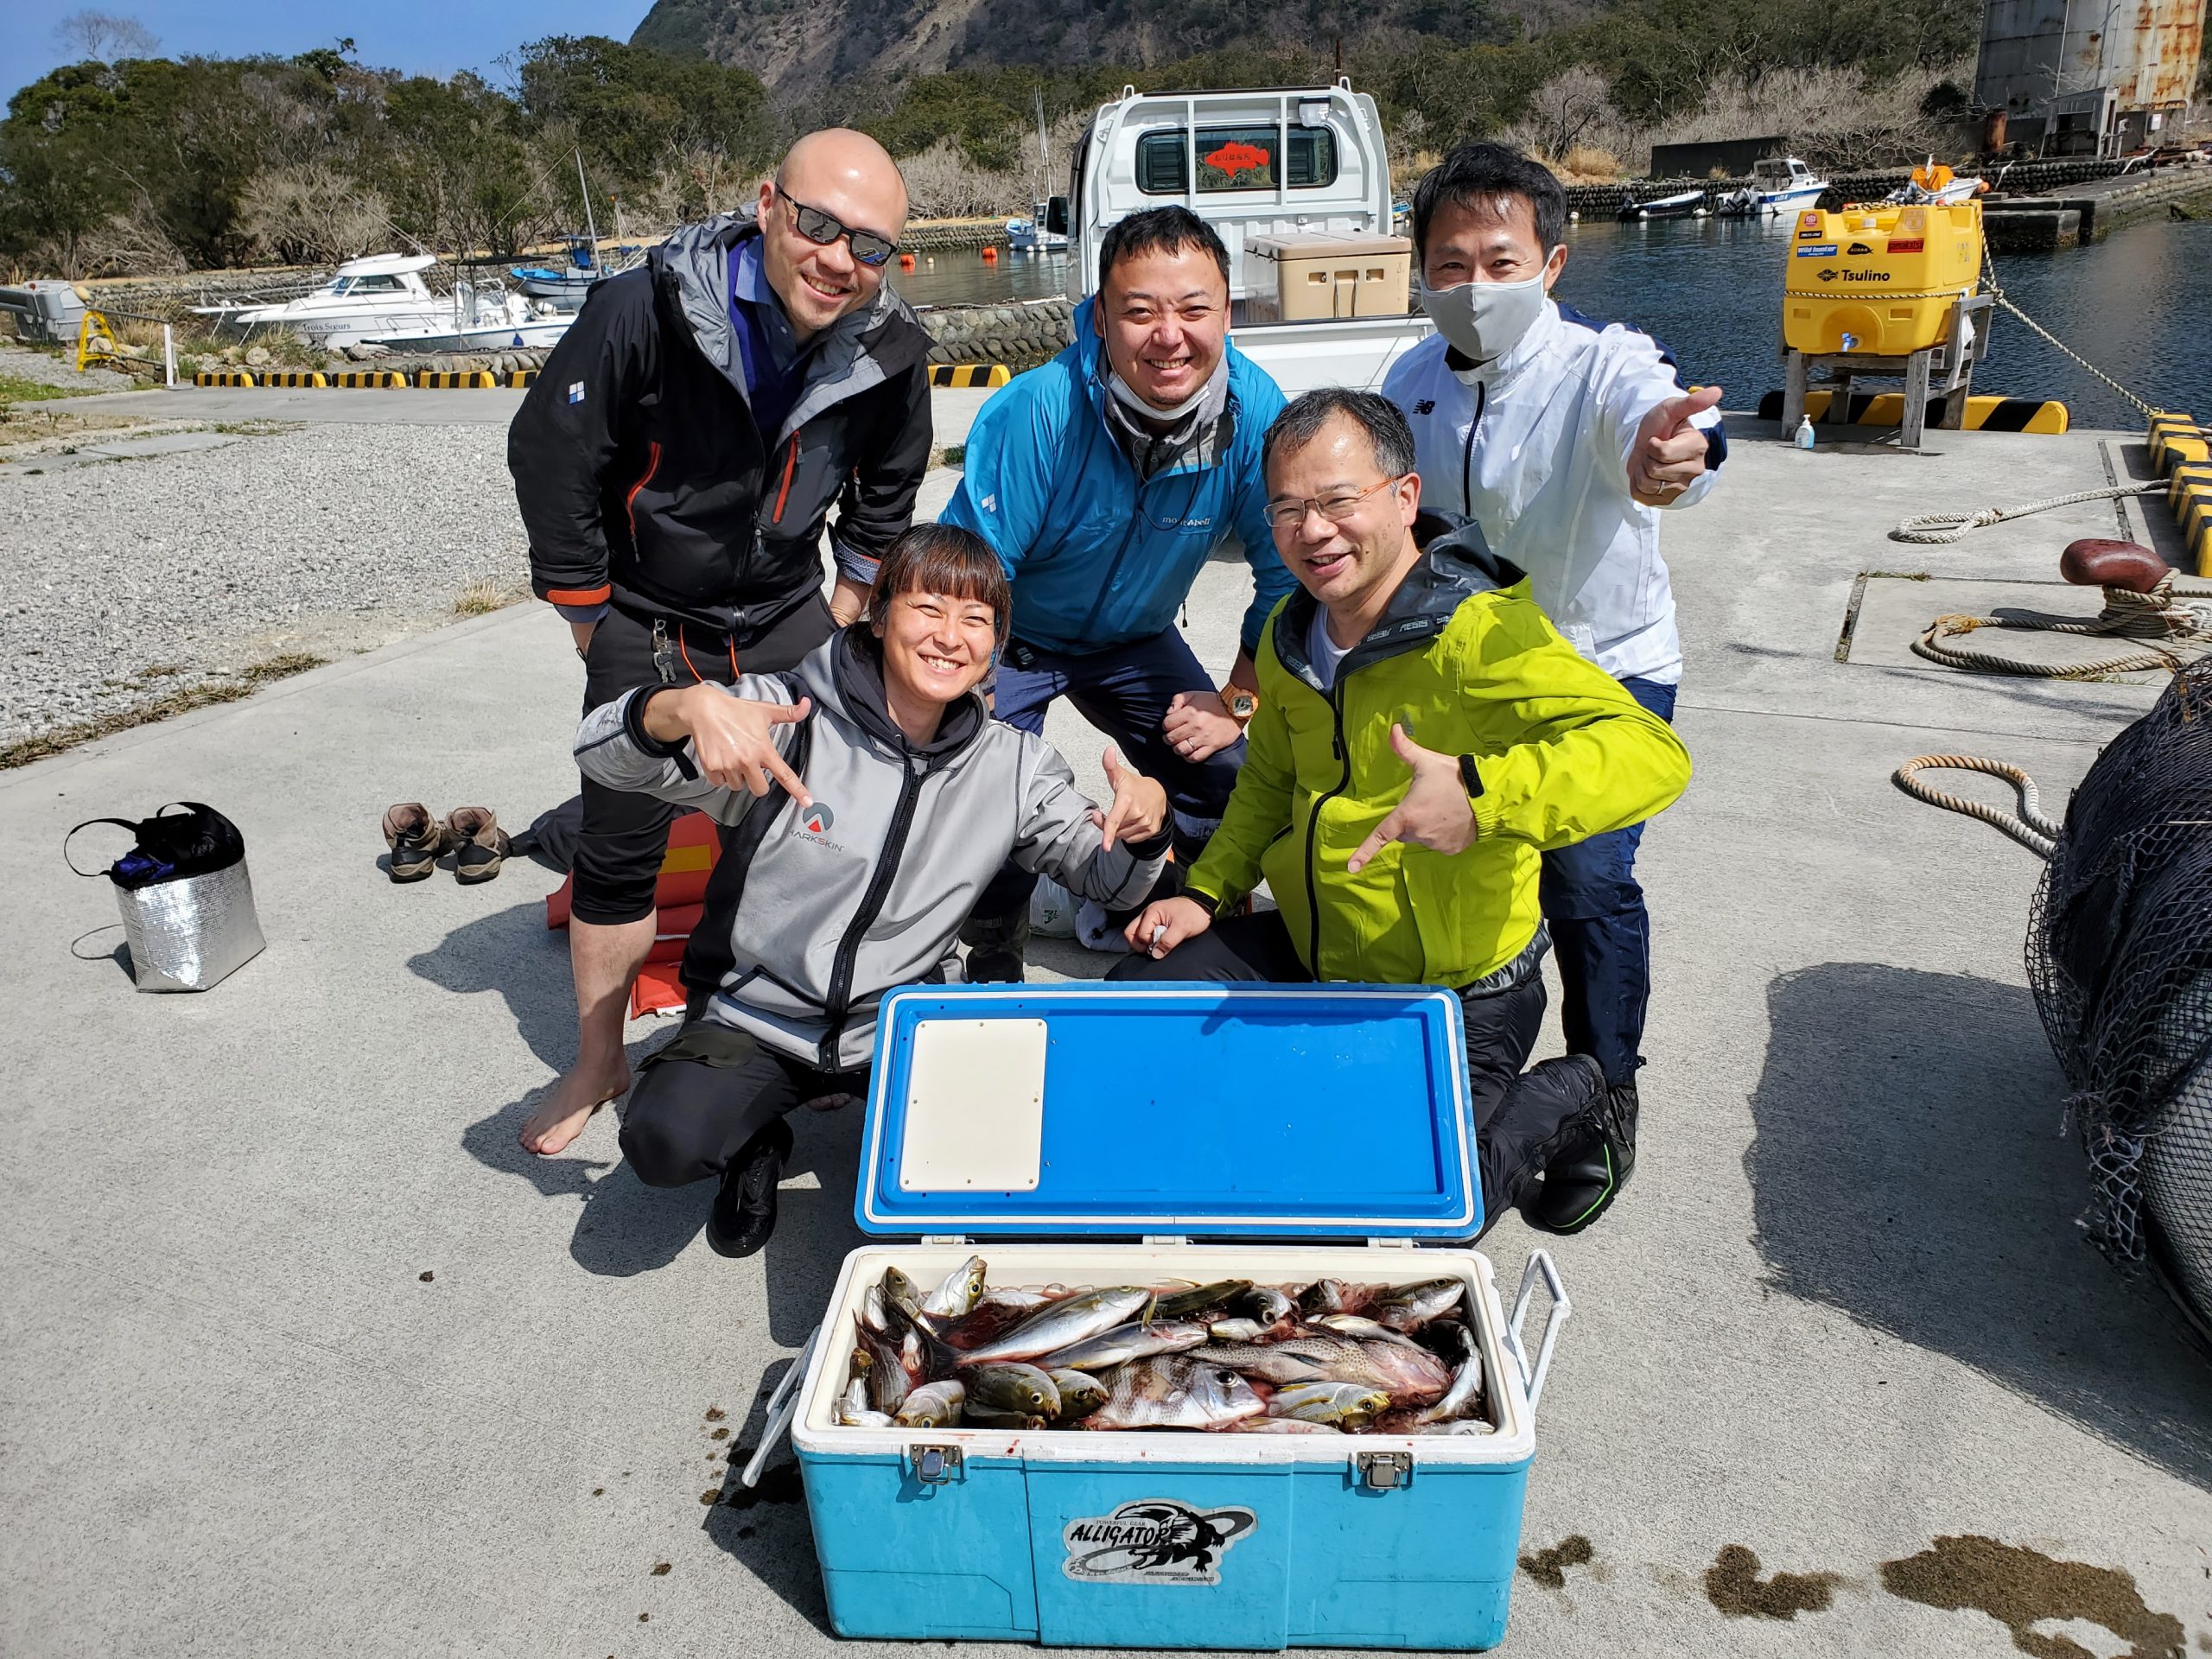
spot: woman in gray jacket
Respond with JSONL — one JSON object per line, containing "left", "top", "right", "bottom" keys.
{"left": 574, "top": 524, "right": 1172, "bottom": 1255}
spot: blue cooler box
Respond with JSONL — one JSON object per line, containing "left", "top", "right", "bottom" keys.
{"left": 764, "top": 982, "right": 1573, "bottom": 1651}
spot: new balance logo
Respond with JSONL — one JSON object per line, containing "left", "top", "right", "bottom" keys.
{"left": 1414, "top": 399, "right": 1436, "bottom": 415}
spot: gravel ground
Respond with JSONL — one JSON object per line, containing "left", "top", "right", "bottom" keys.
{"left": 1, "top": 339, "right": 136, "bottom": 393}
{"left": 0, "top": 423, "right": 527, "bottom": 745}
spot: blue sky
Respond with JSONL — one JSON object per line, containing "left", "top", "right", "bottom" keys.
{"left": 2, "top": 3, "right": 655, "bottom": 104}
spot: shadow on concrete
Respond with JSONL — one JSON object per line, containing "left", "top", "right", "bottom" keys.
{"left": 1747, "top": 962, "right": 2212, "bottom": 1490}
{"left": 699, "top": 1347, "right": 837, "bottom": 1636}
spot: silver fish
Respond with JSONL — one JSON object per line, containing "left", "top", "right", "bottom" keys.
{"left": 1208, "top": 1318, "right": 1268, "bottom": 1343}
{"left": 982, "top": 1287, "right": 1055, "bottom": 1312}
{"left": 954, "top": 1287, "right": 1154, "bottom": 1366}
{"left": 881, "top": 1267, "right": 924, "bottom": 1319}
{"left": 1237, "top": 1287, "right": 1299, "bottom": 1326}
{"left": 1085, "top": 1356, "right": 1266, "bottom": 1432}
{"left": 922, "top": 1255, "right": 988, "bottom": 1319}
{"left": 1297, "top": 1279, "right": 1381, "bottom": 1318}
{"left": 1413, "top": 1419, "right": 1497, "bottom": 1436}
{"left": 853, "top": 1330, "right": 910, "bottom": 1414}
{"left": 1412, "top": 1322, "right": 1485, "bottom": 1426}
{"left": 1229, "top": 1417, "right": 1346, "bottom": 1434}
{"left": 838, "top": 1376, "right": 893, "bottom": 1427}
{"left": 966, "top": 1363, "right": 1060, "bottom": 1417}
{"left": 1048, "top": 1370, "right": 1109, "bottom": 1421}
{"left": 1151, "top": 1279, "right": 1251, "bottom": 1319}
{"left": 860, "top": 1284, "right": 895, "bottom": 1335}
{"left": 1313, "top": 1313, "right": 1427, "bottom": 1349}
{"left": 1039, "top": 1319, "right": 1208, "bottom": 1371}
{"left": 964, "top": 1404, "right": 1049, "bottom": 1430}
{"left": 1265, "top": 1380, "right": 1393, "bottom": 1428}
{"left": 1205, "top": 1334, "right": 1450, "bottom": 1406}
{"left": 1370, "top": 1277, "right": 1465, "bottom": 1332}
{"left": 893, "top": 1379, "right": 966, "bottom": 1427}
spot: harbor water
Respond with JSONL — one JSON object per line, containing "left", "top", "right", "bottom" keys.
{"left": 892, "top": 218, "right": 2212, "bottom": 430}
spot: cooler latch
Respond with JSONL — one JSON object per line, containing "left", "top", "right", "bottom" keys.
{"left": 1142, "top": 1235, "right": 1191, "bottom": 1245}
{"left": 1354, "top": 1451, "right": 1413, "bottom": 1491}
{"left": 908, "top": 1444, "right": 963, "bottom": 1485}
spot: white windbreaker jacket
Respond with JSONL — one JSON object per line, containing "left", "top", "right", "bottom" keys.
{"left": 1381, "top": 300, "right": 1726, "bottom": 684}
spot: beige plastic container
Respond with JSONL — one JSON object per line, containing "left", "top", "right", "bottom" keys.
{"left": 1247, "top": 232, "right": 1412, "bottom": 322}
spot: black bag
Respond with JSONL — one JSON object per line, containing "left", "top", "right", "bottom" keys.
{"left": 67, "top": 802, "right": 248, "bottom": 889}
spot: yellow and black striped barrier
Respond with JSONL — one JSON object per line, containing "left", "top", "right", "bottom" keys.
{"left": 257, "top": 371, "right": 327, "bottom": 388}
{"left": 2169, "top": 461, "right": 2212, "bottom": 579}
{"left": 929, "top": 364, "right": 1011, "bottom": 389}
{"left": 1757, "top": 390, "right": 2069, "bottom": 433}
{"left": 2149, "top": 410, "right": 2209, "bottom": 473}
{"left": 334, "top": 371, "right": 409, "bottom": 388}
{"left": 416, "top": 370, "right": 500, "bottom": 389}
{"left": 194, "top": 371, "right": 257, "bottom": 387}
{"left": 510, "top": 369, "right": 538, "bottom": 388}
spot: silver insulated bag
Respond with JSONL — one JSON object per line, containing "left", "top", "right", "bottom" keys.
{"left": 67, "top": 802, "right": 266, "bottom": 992}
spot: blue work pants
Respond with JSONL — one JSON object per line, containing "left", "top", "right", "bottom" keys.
{"left": 1538, "top": 675, "right": 1678, "bottom": 1088}
{"left": 974, "top": 628, "right": 1240, "bottom": 920}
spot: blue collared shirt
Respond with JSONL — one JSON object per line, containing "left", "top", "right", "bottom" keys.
{"left": 728, "top": 237, "right": 809, "bottom": 448}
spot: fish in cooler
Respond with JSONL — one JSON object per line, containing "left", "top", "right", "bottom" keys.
{"left": 1087, "top": 1355, "right": 1267, "bottom": 1432}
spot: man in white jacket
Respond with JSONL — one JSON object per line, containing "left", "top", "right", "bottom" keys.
{"left": 1382, "top": 142, "right": 1723, "bottom": 1229}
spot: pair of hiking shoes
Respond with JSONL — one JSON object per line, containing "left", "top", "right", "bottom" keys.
{"left": 381, "top": 804, "right": 512, "bottom": 885}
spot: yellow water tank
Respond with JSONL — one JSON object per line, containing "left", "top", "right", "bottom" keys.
{"left": 1782, "top": 200, "right": 1982, "bottom": 355}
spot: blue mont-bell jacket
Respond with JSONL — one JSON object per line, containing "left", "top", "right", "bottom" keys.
{"left": 942, "top": 298, "right": 1295, "bottom": 658}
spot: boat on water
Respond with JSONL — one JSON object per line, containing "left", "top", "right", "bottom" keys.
{"left": 208, "top": 253, "right": 454, "bottom": 347}
{"left": 362, "top": 280, "right": 571, "bottom": 353}
{"left": 1716, "top": 156, "right": 1831, "bottom": 217}
{"left": 1005, "top": 203, "right": 1068, "bottom": 251}
{"left": 1618, "top": 188, "right": 1707, "bottom": 221}
{"left": 1886, "top": 158, "right": 1987, "bottom": 207}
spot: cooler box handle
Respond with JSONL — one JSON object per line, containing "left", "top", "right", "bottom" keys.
{"left": 741, "top": 1322, "right": 821, "bottom": 1489}
{"left": 1502, "top": 1250, "right": 1572, "bottom": 1416}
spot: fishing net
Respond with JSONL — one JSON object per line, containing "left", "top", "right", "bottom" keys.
{"left": 2025, "top": 657, "right": 2212, "bottom": 1326}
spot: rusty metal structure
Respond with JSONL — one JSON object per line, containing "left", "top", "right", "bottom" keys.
{"left": 1974, "top": 0, "right": 2207, "bottom": 155}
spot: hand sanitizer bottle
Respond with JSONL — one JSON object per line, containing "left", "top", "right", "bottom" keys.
{"left": 1794, "top": 414, "right": 1816, "bottom": 450}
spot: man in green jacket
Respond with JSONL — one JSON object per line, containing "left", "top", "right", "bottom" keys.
{"left": 1117, "top": 388, "right": 1692, "bottom": 1233}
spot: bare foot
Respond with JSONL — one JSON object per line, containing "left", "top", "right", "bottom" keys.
{"left": 520, "top": 1060, "right": 632, "bottom": 1155}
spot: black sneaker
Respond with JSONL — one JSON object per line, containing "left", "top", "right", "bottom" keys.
{"left": 1528, "top": 1078, "right": 1639, "bottom": 1236}
{"left": 706, "top": 1118, "right": 793, "bottom": 1258}
{"left": 961, "top": 908, "right": 1029, "bottom": 983}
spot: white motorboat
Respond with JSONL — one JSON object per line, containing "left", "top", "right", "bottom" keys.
{"left": 362, "top": 280, "right": 572, "bottom": 353}
{"left": 1886, "top": 158, "right": 1986, "bottom": 207}
{"left": 1618, "top": 188, "right": 1707, "bottom": 220}
{"left": 1006, "top": 203, "right": 1069, "bottom": 251}
{"left": 225, "top": 253, "right": 453, "bottom": 347}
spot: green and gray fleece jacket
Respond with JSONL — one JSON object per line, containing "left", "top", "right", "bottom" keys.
{"left": 575, "top": 627, "right": 1169, "bottom": 1071}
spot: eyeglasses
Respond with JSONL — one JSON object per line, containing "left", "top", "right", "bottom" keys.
{"left": 778, "top": 190, "right": 899, "bottom": 268}
{"left": 1262, "top": 474, "right": 1406, "bottom": 531}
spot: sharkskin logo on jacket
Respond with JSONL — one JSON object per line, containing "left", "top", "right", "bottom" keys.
{"left": 1063, "top": 1500, "right": 1257, "bottom": 1585}
{"left": 792, "top": 801, "right": 848, "bottom": 851}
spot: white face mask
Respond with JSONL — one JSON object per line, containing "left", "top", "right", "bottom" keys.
{"left": 1416, "top": 272, "right": 1548, "bottom": 365}
{"left": 1106, "top": 365, "right": 1211, "bottom": 423}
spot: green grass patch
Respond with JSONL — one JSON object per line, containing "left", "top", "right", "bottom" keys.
{"left": 0, "top": 372, "right": 105, "bottom": 404}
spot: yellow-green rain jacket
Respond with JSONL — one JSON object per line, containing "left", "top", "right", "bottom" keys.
{"left": 1184, "top": 526, "right": 1693, "bottom": 986}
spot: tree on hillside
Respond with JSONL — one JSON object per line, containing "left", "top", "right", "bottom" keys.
{"left": 53, "top": 11, "right": 159, "bottom": 63}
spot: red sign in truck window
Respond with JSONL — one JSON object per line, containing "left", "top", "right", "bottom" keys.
{"left": 1204, "top": 139, "right": 1272, "bottom": 180}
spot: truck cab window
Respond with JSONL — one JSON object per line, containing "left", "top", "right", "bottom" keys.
{"left": 1135, "top": 127, "right": 1339, "bottom": 194}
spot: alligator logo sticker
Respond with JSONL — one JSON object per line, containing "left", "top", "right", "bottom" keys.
{"left": 1204, "top": 140, "right": 1271, "bottom": 181}
{"left": 1063, "top": 1499, "right": 1257, "bottom": 1586}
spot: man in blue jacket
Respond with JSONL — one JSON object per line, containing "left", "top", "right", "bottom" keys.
{"left": 943, "top": 206, "right": 1293, "bottom": 979}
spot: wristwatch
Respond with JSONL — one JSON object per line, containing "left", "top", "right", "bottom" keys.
{"left": 1225, "top": 689, "right": 1260, "bottom": 724}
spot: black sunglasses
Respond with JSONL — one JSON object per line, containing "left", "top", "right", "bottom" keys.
{"left": 778, "top": 190, "right": 899, "bottom": 268}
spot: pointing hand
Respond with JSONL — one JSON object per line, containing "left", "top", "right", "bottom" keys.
{"left": 1092, "top": 746, "right": 1169, "bottom": 852}
{"left": 1344, "top": 724, "right": 1477, "bottom": 874}
{"left": 1630, "top": 385, "right": 1723, "bottom": 505}
{"left": 656, "top": 685, "right": 814, "bottom": 803}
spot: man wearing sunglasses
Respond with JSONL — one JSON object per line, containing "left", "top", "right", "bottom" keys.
{"left": 1119, "top": 390, "right": 1692, "bottom": 1236}
{"left": 510, "top": 128, "right": 934, "bottom": 1157}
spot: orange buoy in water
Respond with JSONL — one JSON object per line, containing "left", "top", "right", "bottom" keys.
{"left": 899, "top": 252, "right": 916, "bottom": 270}
{"left": 982, "top": 245, "right": 1000, "bottom": 262}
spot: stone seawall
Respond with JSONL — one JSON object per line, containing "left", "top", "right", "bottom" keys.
{"left": 915, "top": 296, "right": 1074, "bottom": 366}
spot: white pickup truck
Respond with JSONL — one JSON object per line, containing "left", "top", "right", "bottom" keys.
{"left": 1045, "top": 80, "right": 1433, "bottom": 396}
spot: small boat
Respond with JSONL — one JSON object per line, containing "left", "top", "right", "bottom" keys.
{"left": 1717, "top": 156, "right": 1830, "bottom": 217}
{"left": 217, "top": 253, "right": 463, "bottom": 347}
{"left": 363, "top": 280, "right": 571, "bottom": 353}
{"left": 1618, "top": 188, "right": 1707, "bottom": 221}
{"left": 1885, "top": 158, "right": 1986, "bottom": 207}
{"left": 1005, "top": 203, "right": 1068, "bottom": 251}
{"left": 510, "top": 236, "right": 642, "bottom": 308}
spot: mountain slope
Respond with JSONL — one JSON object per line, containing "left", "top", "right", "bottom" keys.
{"left": 632, "top": 0, "right": 1511, "bottom": 96}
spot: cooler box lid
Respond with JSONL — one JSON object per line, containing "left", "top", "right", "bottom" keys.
{"left": 1247, "top": 232, "right": 1412, "bottom": 260}
{"left": 855, "top": 982, "right": 1480, "bottom": 1240}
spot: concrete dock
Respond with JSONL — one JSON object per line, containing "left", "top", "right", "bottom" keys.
{"left": 2, "top": 388, "right": 2207, "bottom": 1656}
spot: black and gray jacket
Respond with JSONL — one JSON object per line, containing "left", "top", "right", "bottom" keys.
{"left": 575, "top": 628, "right": 1169, "bottom": 1071}
{"left": 511, "top": 208, "right": 935, "bottom": 638}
